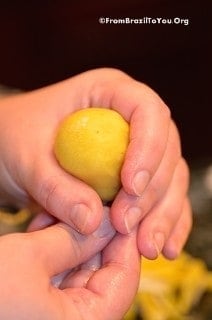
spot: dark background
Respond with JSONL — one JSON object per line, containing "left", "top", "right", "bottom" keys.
{"left": 0, "top": 0, "right": 211, "bottom": 163}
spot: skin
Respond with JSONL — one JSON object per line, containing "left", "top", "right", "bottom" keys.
{"left": 0, "top": 68, "right": 192, "bottom": 260}
{"left": 0, "top": 210, "right": 140, "bottom": 320}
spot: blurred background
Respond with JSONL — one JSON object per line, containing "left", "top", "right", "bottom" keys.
{"left": 0, "top": 0, "right": 211, "bottom": 318}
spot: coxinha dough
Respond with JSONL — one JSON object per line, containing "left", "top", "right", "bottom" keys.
{"left": 54, "top": 107, "right": 130, "bottom": 202}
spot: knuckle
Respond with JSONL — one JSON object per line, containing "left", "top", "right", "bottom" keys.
{"left": 176, "top": 158, "right": 190, "bottom": 190}
{"left": 162, "top": 102, "right": 171, "bottom": 119}
{"left": 169, "top": 121, "right": 182, "bottom": 159}
{"left": 36, "top": 174, "right": 62, "bottom": 211}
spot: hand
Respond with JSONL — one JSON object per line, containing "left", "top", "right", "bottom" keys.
{"left": 0, "top": 211, "right": 140, "bottom": 320}
{"left": 0, "top": 68, "right": 192, "bottom": 258}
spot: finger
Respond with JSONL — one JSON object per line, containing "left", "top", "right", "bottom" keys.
{"left": 137, "top": 158, "right": 190, "bottom": 259}
{"left": 27, "top": 211, "right": 57, "bottom": 232}
{"left": 111, "top": 122, "right": 181, "bottom": 234}
{"left": 62, "top": 229, "right": 140, "bottom": 320}
{"left": 26, "top": 158, "right": 103, "bottom": 234}
{"left": 162, "top": 198, "right": 193, "bottom": 259}
{"left": 30, "top": 207, "right": 115, "bottom": 276}
{"left": 60, "top": 253, "right": 101, "bottom": 289}
{"left": 111, "top": 79, "right": 171, "bottom": 196}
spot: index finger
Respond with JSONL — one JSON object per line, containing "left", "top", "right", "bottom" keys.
{"left": 94, "top": 71, "right": 171, "bottom": 196}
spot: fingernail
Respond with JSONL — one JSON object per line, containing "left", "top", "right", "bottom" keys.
{"left": 163, "top": 243, "right": 180, "bottom": 260}
{"left": 93, "top": 207, "right": 115, "bottom": 238}
{"left": 133, "top": 170, "right": 150, "bottom": 196}
{"left": 124, "top": 207, "right": 143, "bottom": 233}
{"left": 69, "top": 204, "right": 91, "bottom": 233}
{"left": 153, "top": 232, "right": 165, "bottom": 256}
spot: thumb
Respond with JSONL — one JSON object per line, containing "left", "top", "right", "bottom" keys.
{"left": 30, "top": 207, "right": 115, "bottom": 276}
{"left": 26, "top": 161, "right": 103, "bottom": 234}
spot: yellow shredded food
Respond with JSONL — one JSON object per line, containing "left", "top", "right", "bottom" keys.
{"left": 0, "top": 207, "right": 32, "bottom": 235}
{"left": 125, "top": 252, "right": 212, "bottom": 320}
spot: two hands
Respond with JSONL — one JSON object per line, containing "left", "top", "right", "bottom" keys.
{"left": 0, "top": 68, "right": 192, "bottom": 319}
